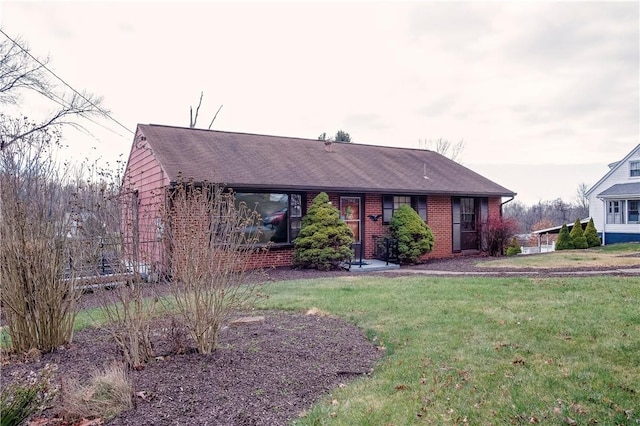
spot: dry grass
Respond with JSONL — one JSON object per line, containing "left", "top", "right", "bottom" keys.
{"left": 476, "top": 243, "right": 640, "bottom": 269}
{"left": 59, "top": 362, "right": 133, "bottom": 422}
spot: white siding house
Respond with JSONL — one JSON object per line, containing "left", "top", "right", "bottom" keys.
{"left": 586, "top": 144, "right": 640, "bottom": 244}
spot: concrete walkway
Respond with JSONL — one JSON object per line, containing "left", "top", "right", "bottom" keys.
{"left": 348, "top": 259, "right": 640, "bottom": 276}
{"left": 388, "top": 267, "right": 640, "bottom": 277}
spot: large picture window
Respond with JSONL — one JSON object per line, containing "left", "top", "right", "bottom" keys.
{"left": 382, "top": 195, "right": 427, "bottom": 223}
{"left": 234, "top": 192, "right": 303, "bottom": 244}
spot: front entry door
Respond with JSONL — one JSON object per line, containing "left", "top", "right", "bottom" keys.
{"left": 340, "top": 196, "right": 361, "bottom": 243}
{"left": 460, "top": 198, "right": 477, "bottom": 250}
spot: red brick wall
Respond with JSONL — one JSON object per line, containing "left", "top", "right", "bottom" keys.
{"left": 363, "top": 194, "right": 384, "bottom": 258}
{"left": 422, "top": 195, "right": 453, "bottom": 259}
{"left": 134, "top": 184, "right": 506, "bottom": 272}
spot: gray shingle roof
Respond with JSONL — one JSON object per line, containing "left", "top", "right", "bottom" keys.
{"left": 137, "top": 124, "right": 515, "bottom": 197}
{"left": 597, "top": 182, "right": 640, "bottom": 198}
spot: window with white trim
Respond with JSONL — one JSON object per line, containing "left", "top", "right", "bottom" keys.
{"left": 631, "top": 161, "right": 640, "bottom": 177}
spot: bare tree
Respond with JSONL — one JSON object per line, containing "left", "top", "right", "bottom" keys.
{"left": 419, "top": 138, "right": 465, "bottom": 162}
{"left": 574, "top": 182, "right": 590, "bottom": 218}
{"left": 0, "top": 121, "right": 83, "bottom": 353}
{"left": 189, "top": 91, "right": 223, "bottom": 129}
{"left": 162, "top": 180, "right": 268, "bottom": 354}
{"left": 0, "top": 33, "right": 105, "bottom": 150}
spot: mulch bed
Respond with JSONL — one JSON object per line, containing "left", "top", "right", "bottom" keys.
{"left": 2, "top": 311, "right": 382, "bottom": 426}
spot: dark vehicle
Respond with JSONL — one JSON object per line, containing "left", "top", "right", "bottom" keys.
{"left": 263, "top": 208, "right": 287, "bottom": 228}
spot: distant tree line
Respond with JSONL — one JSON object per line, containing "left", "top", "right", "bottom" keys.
{"left": 503, "top": 184, "right": 590, "bottom": 234}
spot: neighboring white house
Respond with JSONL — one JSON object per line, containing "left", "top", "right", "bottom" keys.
{"left": 586, "top": 144, "right": 640, "bottom": 245}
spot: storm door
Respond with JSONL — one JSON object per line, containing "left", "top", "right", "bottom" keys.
{"left": 460, "top": 198, "right": 477, "bottom": 250}
{"left": 340, "top": 196, "right": 361, "bottom": 242}
{"left": 452, "top": 197, "right": 482, "bottom": 252}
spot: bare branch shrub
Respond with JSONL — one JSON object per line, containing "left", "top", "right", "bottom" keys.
{"left": 73, "top": 162, "right": 159, "bottom": 370}
{"left": 0, "top": 123, "right": 83, "bottom": 353}
{"left": 163, "top": 180, "right": 268, "bottom": 354}
{"left": 59, "top": 362, "right": 133, "bottom": 422}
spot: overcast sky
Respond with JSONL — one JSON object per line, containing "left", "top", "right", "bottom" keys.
{"left": 2, "top": 1, "right": 638, "bottom": 205}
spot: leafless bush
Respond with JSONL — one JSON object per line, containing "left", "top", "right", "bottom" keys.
{"left": 163, "top": 180, "right": 268, "bottom": 354}
{"left": 74, "top": 162, "right": 158, "bottom": 370}
{"left": 0, "top": 123, "right": 83, "bottom": 353}
{"left": 58, "top": 362, "right": 133, "bottom": 422}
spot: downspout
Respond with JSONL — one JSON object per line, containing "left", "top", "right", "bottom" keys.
{"left": 499, "top": 196, "right": 515, "bottom": 255}
{"left": 598, "top": 197, "right": 606, "bottom": 245}
{"left": 500, "top": 196, "right": 515, "bottom": 216}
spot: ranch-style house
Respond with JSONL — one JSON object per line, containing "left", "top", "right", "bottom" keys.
{"left": 122, "top": 124, "right": 516, "bottom": 273}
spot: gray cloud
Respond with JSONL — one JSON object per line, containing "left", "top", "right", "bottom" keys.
{"left": 416, "top": 96, "right": 457, "bottom": 117}
{"left": 405, "top": 2, "right": 498, "bottom": 51}
{"left": 506, "top": 2, "right": 638, "bottom": 70}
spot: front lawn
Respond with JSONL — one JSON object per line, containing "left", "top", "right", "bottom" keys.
{"left": 260, "top": 275, "right": 640, "bottom": 425}
{"left": 477, "top": 242, "right": 640, "bottom": 269}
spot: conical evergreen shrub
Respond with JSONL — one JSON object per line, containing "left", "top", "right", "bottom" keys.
{"left": 556, "top": 224, "right": 574, "bottom": 250}
{"left": 293, "top": 192, "right": 355, "bottom": 270}
{"left": 506, "top": 236, "right": 522, "bottom": 256}
{"left": 569, "top": 218, "right": 588, "bottom": 249}
{"left": 389, "top": 204, "right": 435, "bottom": 263}
{"left": 584, "top": 218, "right": 601, "bottom": 247}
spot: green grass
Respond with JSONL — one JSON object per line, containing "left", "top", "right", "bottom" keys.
{"left": 258, "top": 275, "right": 640, "bottom": 425}
{"left": 478, "top": 242, "right": 640, "bottom": 269}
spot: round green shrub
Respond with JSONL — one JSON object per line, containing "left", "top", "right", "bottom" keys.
{"left": 388, "top": 204, "right": 434, "bottom": 264}
{"left": 293, "top": 192, "right": 355, "bottom": 270}
{"left": 506, "top": 246, "right": 520, "bottom": 256}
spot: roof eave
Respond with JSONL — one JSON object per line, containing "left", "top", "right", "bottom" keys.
{"left": 188, "top": 182, "right": 515, "bottom": 197}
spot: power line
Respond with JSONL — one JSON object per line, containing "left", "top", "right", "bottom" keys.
{"left": 0, "top": 28, "right": 134, "bottom": 135}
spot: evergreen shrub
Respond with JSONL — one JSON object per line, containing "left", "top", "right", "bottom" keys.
{"left": 293, "top": 192, "right": 355, "bottom": 270}
{"left": 584, "top": 218, "right": 601, "bottom": 247}
{"left": 569, "top": 219, "right": 588, "bottom": 249}
{"left": 389, "top": 204, "right": 434, "bottom": 264}
{"left": 506, "top": 237, "right": 521, "bottom": 256}
{"left": 556, "top": 224, "right": 574, "bottom": 250}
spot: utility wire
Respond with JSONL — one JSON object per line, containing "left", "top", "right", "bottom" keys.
{"left": 0, "top": 28, "right": 134, "bottom": 135}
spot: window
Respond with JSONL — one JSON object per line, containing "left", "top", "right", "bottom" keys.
{"left": 234, "top": 192, "right": 303, "bottom": 244}
{"left": 606, "top": 200, "right": 624, "bottom": 224}
{"left": 631, "top": 161, "right": 640, "bottom": 177}
{"left": 382, "top": 195, "right": 427, "bottom": 223}
{"left": 460, "top": 198, "right": 476, "bottom": 231}
{"left": 628, "top": 200, "right": 639, "bottom": 224}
